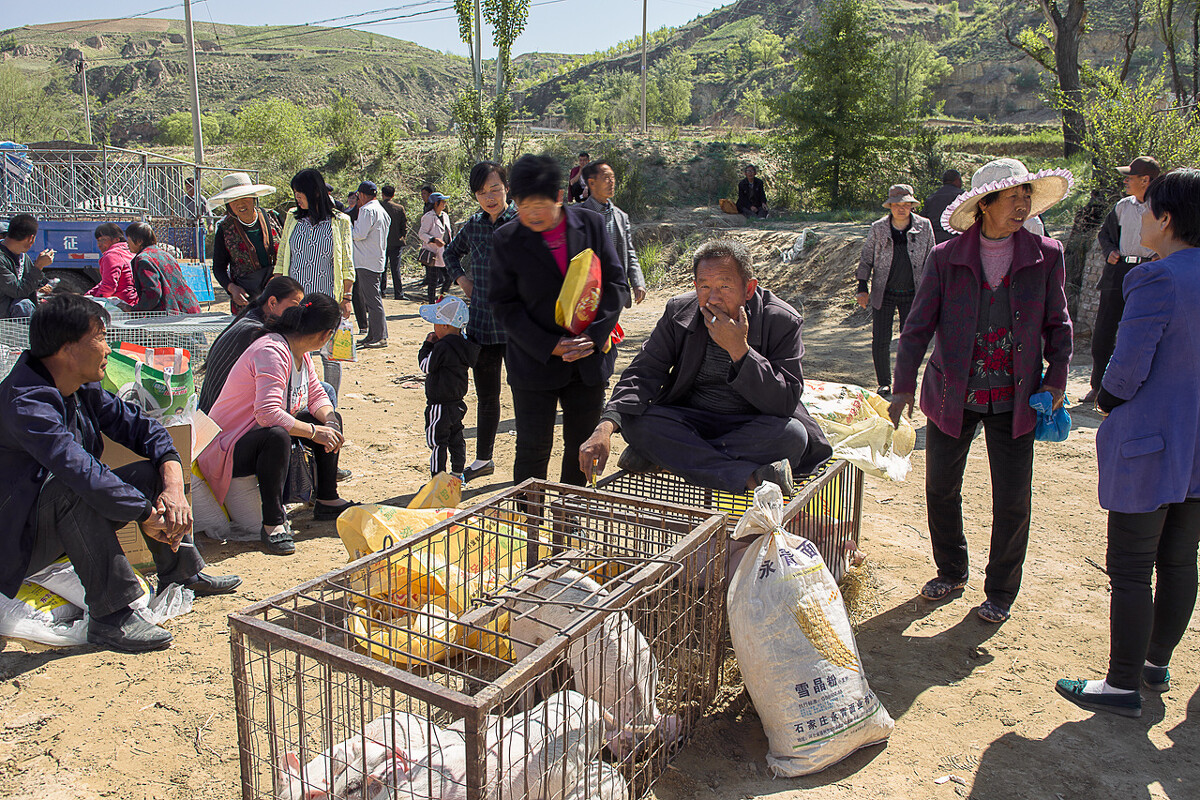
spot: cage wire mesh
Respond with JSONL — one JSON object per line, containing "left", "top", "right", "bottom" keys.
{"left": 597, "top": 459, "right": 864, "bottom": 582}
{"left": 230, "top": 480, "right": 729, "bottom": 800}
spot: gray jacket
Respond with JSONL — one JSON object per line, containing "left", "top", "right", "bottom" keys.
{"left": 582, "top": 196, "right": 645, "bottom": 307}
{"left": 856, "top": 213, "right": 936, "bottom": 310}
{"left": 0, "top": 245, "right": 44, "bottom": 317}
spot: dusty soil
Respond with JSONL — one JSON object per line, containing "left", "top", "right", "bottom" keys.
{"left": 1, "top": 220, "right": 1196, "bottom": 800}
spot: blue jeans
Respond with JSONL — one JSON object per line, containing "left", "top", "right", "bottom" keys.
{"left": 619, "top": 405, "right": 810, "bottom": 493}
{"left": 319, "top": 380, "right": 338, "bottom": 409}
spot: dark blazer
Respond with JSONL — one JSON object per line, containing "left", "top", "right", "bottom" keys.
{"left": 893, "top": 222, "right": 1073, "bottom": 439}
{"left": 736, "top": 177, "right": 767, "bottom": 211}
{"left": 490, "top": 205, "right": 628, "bottom": 390}
{"left": 0, "top": 352, "right": 178, "bottom": 598}
{"left": 1097, "top": 248, "right": 1200, "bottom": 513}
{"left": 919, "top": 183, "right": 964, "bottom": 244}
{"left": 604, "top": 287, "right": 832, "bottom": 476}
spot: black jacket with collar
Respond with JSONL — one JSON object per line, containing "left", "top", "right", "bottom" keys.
{"left": 489, "top": 204, "right": 628, "bottom": 390}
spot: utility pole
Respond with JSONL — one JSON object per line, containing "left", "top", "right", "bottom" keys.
{"left": 640, "top": 0, "right": 648, "bottom": 133}
{"left": 474, "top": 0, "right": 483, "bottom": 105}
{"left": 183, "top": 0, "right": 205, "bottom": 165}
{"left": 76, "top": 60, "right": 93, "bottom": 144}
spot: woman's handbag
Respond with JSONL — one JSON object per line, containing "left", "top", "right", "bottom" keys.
{"left": 283, "top": 440, "right": 315, "bottom": 504}
{"left": 418, "top": 247, "right": 437, "bottom": 267}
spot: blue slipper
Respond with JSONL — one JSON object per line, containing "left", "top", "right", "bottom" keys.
{"left": 1055, "top": 678, "right": 1142, "bottom": 718}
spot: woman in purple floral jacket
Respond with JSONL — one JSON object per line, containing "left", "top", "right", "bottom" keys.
{"left": 124, "top": 222, "right": 201, "bottom": 314}
{"left": 889, "top": 158, "right": 1074, "bottom": 624}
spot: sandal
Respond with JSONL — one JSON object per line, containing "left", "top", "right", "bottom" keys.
{"left": 976, "top": 599, "right": 1011, "bottom": 623}
{"left": 920, "top": 576, "right": 968, "bottom": 601}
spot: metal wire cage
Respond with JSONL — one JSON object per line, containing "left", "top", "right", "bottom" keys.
{"left": 229, "top": 481, "right": 730, "bottom": 800}
{"left": 597, "top": 459, "right": 865, "bottom": 583}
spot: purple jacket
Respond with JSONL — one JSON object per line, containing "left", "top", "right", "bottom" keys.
{"left": 1097, "top": 248, "right": 1200, "bottom": 513}
{"left": 893, "top": 223, "right": 1072, "bottom": 438}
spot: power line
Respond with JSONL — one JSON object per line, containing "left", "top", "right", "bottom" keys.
{"left": 22, "top": 3, "right": 186, "bottom": 36}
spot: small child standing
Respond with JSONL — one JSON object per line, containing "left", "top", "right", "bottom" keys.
{"left": 418, "top": 296, "right": 480, "bottom": 477}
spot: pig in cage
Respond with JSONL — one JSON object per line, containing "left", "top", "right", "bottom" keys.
{"left": 597, "top": 459, "right": 865, "bottom": 582}
{"left": 229, "top": 481, "right": 730, "bottom": 800}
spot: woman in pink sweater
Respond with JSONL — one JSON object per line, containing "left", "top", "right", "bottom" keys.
{"left": 85, "top": 223, "right": 138, "bottom": 305}
{"left": 198, "top": 293, "right": 355, "bottom": 555}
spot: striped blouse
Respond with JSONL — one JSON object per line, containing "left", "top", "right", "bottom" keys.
{"left": 288, "top": 217, "right": 335, "bottom": 297}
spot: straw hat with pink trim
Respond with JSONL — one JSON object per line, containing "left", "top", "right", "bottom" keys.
{"left": 942, "top": 158, "right": 1074, "bottom": 234}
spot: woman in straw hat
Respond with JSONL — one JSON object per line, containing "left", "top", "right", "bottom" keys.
{"left": 1056, "top": 168, "right": 1200, "bottom": 718}
{"left": 210, "top": 172, "right": 280, "bottom": 315}
{"left": 888, "top": 157, "right": 1074, "bottom": 624}
{"left": 855, "top": 183, "right": 937, "bottom": 397}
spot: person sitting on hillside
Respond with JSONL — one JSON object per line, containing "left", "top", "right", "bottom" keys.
{"left": 123, "top": 222, "right": 201, "bottom": 314}
{"left": 85, "top": 223, "right": 138, "bottom": 306}
{"left": 736, "top": 165, "right": 769, "bottom": 219}
{"left": 0, "top": 294, "right": 240, "bottom": 653}
{"left": 579, "top": 239, "right": 831, "bottom": 494}
{"left": 568, "top": 152, "right": 590, "bottom": 204}
{"left": 0, "top": 213, "right": 51, "bottom": 318}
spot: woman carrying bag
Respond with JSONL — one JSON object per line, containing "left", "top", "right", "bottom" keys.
{"left": 418, "top": 193, "right": 453, "bottom": 304}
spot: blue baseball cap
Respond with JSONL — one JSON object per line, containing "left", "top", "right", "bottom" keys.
{"left": 419, "top": 296, "right": 469, "bottom": 329}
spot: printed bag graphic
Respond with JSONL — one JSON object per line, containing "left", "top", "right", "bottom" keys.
{"left": 101, "top": 344, "right": 194, "bottom": 418}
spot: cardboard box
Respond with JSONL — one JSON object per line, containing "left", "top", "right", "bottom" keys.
{"left": 100, "top": 412, "right": 220, "bottom": 570}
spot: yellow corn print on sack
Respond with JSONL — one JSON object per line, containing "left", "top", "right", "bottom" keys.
{"left": 728, "top": 483, "right": 893, "bottom": 777}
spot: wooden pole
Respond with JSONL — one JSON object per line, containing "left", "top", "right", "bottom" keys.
{"left": 183, "top": 0, "right": 205, "bottom": 165}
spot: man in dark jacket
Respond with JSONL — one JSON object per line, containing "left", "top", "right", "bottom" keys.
{"left": 0, "top": 214, "right": 52, "bottom": 318}
{"left": 0, "top": 295, "right": 239, "bottom": 653}
{"left": 920, "top": 170, "right": 964, "bottom": 244}
{"left": 379, "top": 184, "right": 409, "bottom": 300}
{"left": 736, "top": 165, "right": 769, "bottom": 218}
{"left": 579, "top": 239, "right": 831, "bottom": 494}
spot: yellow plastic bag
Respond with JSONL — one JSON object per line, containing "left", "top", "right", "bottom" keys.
{"left": 555, "top": 248, "right": 602, "bottom": 334}
{"left": 323, "top": 319, "right": 358, "bottom": 362}
{"left": 408, "top": 472, "right": 462, "bottom": 509}
{"left": 337, "top": 504, "right": 458, "bottom": 561}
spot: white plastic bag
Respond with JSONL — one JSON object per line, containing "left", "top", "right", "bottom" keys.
{"left": 192, "top": 470, "right": 262, "bottom": 542}
{"left": 728, "top": 483, "right": 893, "bottom": 776}
{"left": 26, "top": 557, "right": 153, "bottom": 612}
{"left": 0, "top": 583, "right": 88, "bottom": 647}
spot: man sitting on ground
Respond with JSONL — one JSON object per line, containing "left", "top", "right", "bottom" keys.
{"left": 580, "top": 239, "right": 831, "bottom": 493}
{"left": 0, "top": 294, "right": 240, "bottom": 653}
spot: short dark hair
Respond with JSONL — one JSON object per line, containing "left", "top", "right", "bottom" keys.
{"left": 942, "top": 169, "right": 962, "bottom": 184}
{"left": 381, "top": 185, "right": 396, "bottom": 199}
{"left": 291, "top": 169, "right": 335, "bottom": 222}
{"left": 578, "top": 151, "right": 589, "bottom": 159}
{"left": 1146, "top": 168, "right": 1200, "bottom": 247}
{"left": 262, "top": 292, "right": 341, "bottom": 339}
{"left": 581, "top": 159, "right": 612, "bottom": 184}
{"left": 5, "top": 213, "right": 37, "bottom": 241}
{"left": 469, "top": 161, "right": 508, "bottom": 194}
{"left": 692, "top": 239, "right": 755, "bottom": 283}
{"left": 125, "top": 221, "right": 157, "bottom": 249}
{"left": 508, "top": 154, "right": 561, "bottom": 202}
{"left": 93, "top": 222, "right": 125, "bottom": 242}
{"left": 421, "top": 184, "right": 434, "bottom": 194}
{"left": 30, "top": 293, "right": 110, "bottom": 359}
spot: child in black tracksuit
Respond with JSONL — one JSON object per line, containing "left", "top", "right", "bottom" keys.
{"left": 417, "top": 296, "right": 479, "bottom": 476}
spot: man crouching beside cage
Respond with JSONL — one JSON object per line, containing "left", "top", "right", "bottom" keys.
{"left": 0, "top": 294, "right": 240, "bottom": 653}
{"left": 580, "top": 238, "right": 831, "bottom": 493}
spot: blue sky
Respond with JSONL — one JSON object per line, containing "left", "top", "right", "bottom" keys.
{"left": 13, "top": 0, "right": 730, "bottom": 58}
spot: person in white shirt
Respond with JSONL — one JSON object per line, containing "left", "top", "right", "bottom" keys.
{"left": 351, "top": 181, "right": 390, "bottom": 348}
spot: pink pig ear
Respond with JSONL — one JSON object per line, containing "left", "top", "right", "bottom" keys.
{"left": 282, "top": 752, "right": 302, "bottom": 774}
{"left": 302, "top": 790, "right": 329, "bottom": 800}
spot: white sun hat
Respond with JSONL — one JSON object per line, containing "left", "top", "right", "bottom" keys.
{"left": 942, "top": 158, "right": 1073, "bottom": 234}
{"left": 208, "top": 172, "right": 276, "bottom": 206}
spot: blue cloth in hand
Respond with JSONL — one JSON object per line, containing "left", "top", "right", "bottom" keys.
{"left": 1030, "top": 391, "right": 1071, "bottom": 442}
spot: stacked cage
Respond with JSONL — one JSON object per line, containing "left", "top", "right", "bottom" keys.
{"left": 230, "top": 481, "right": 730, "bottom": 800}
{"left": 597, "top": 459, "right": 865, "bottom": 582}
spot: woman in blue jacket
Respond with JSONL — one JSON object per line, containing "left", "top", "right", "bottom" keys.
{"left": 1057, "top": 169, "right": 1200, "bottom": 718}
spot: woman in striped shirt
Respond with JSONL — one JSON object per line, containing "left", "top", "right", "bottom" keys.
{"left": 275, "top": 168, "right": 354, "bottom": 395}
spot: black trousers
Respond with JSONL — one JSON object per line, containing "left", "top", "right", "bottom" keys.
{"left": 424, "top": 265, "right": 452, "bottom": 304}
{"left": 510, "top": 371, "right": 605, "bottom": 486}
{"left": 27, "top": 460, "right": 206, "bottom": 618}
{"left": 382, "top": 246, "right": 402, "bottom": 299}
{"left": 231, "top": 411, "right": 342, "bottom": 525}
{"left": 472, "top": 343, "right": 505, "bottom": 461}
{"left": 872, "top": 291, "right": 914, "bottom": 387}
{"left": 925, "top": 409, "right": 1035, "bottom": 608}
{"left": 1089, "top": 260, "right": 1138, "bottom": 391}
{"left": 1106, "top": 501, "right": 1200, "bottom": 689}
{"left": 425, "top": 401, "right": 467, "bottom": 474}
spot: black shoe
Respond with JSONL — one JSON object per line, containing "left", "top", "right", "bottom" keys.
{"left": 876, "top": 385, "right": 892, "bottom": 400}
{"left": 358, "top": 338, "right": 388, "bottom": 349}
{"left": 617, "top": 447, "right": 658, "bottom": 474}
{"left": 337, "top": 467, "right": 353, "bottom": 481}
{"left": 1143, "top": 664, "right": 1170, "bottom": 692}
{"left": 183, "top": 572, "right": 242, "bottom": 597}
{"left": 261, "top": 525, "right": 295, "bottom": 555}
{"left": 87, "top": 608, "right": 173, "bottom": 653}
{"left": 313, "top": 499, "right": 360, "bottom": 521}
{"left": 464, "top": 461, "right": 495, "bottom": 482}
{"left": 1055, "top": 678, "right": 1142, "bottom": 718}
{"left": 751, "top": 458, "right": 794, "bottom": 495}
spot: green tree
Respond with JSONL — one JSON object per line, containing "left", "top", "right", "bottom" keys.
{"left": 647, "top": 49, "right": 695, "bottom": 127}
{"left": 737, "top": 86, "right": 773, "bottom": 128}
{"left": 156, "top": 110, "right": 223, "bottom": 147}
{"left": 376, "top": 115, "right": 404, "bottom": 162}
{"left": 483, "top": 0, "right": 530, "bottom": 160}
{"left": 320, "top": 92, "right": 367, "bottom": 168}
{"left": 229, "top": 98, "right": 320, "bottom": 178}
{"left": 769, "top": 0, "right": 904, "bottom": 208}
{"left": 0, "top": 63, "right": 73, "bottom": 142}
{"left": 747, "top": 29, "right": 784, "bottom": 68}
{"left": 885, "top": 34, "right": 952, "bottom": 116}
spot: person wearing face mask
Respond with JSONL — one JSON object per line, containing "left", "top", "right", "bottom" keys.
{"left": 209, "top": 172, "right": 281, "bottom": 315}
{"left": 579, "top": 239, "right": 832, "bottom": 495}
{"left": 855, "top": 184, "right": 936, "bottom": 398}
{"left": 491, "top": 154, "right": 627, "bottom": 486}
{"left": 889, "top": 158, "right": 1074, "bottom": 625}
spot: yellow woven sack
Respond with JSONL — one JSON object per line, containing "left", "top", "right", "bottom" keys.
{"left": 337, "top": 504, "right": 458, "bottom": 561}
{"left": 408, "top": 471, "right": 462, "bottom": 509}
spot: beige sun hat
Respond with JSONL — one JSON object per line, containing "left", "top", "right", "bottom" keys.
{"left": 942, "top": 158, "right": 1073, "bottom": 234}
{"left": 208, "top": 172, "right": 276, "bottom": 206}
{"left": 883, "top": 184, "right": 918, "bottom": 207}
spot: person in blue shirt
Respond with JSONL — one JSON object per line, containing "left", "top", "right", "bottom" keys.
{"left": 0, "top": 294, "right": 240, "bottom": 653}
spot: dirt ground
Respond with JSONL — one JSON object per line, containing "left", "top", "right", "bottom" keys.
{"left": 1, "top": 222, "right": 1197, "bottom": 800}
